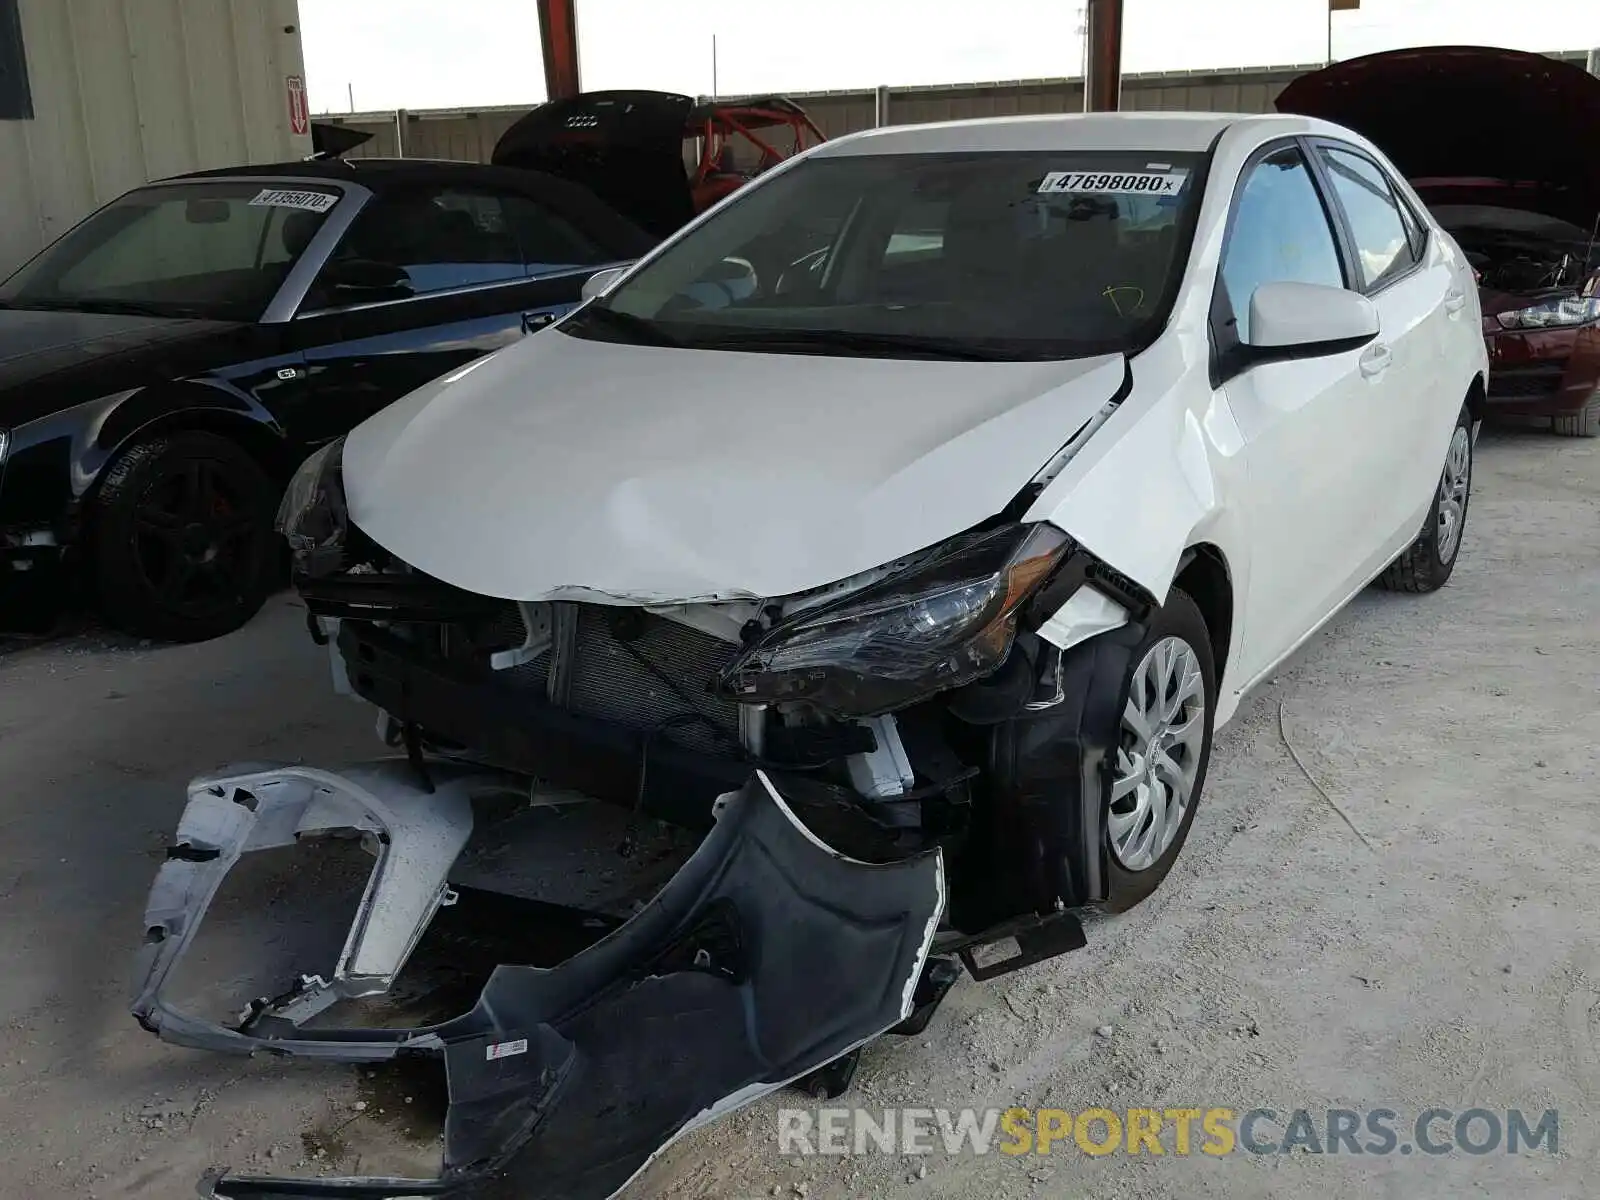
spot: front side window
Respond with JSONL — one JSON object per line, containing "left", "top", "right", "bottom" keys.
{"left": 322, "top": 185, "right": 528, "bottom": 297}
{"left": 565, "top": 150, "right": 1206, "bottom": 361}
{"left": 0, "top": 182, "right": 339, "bottom": 320}
{"left": 1319, "top": 146, "right": 1415, "bottom": 291}
{"left": 501, "top": 194, "right": 610, "bottom": 278}
{"left": 1219, "top": 145, "right": 1344, "bottom": 342}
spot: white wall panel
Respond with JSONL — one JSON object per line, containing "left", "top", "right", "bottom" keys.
{"left": 0, "top": 0, "right": 310, "bottom": 275}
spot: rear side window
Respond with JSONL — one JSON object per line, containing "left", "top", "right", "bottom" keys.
{"left": 1318, "top": 146, "right": 1417, "bottom": 291}
{"left": 1219, "top": 145, "right": 1345, "bottom": 342}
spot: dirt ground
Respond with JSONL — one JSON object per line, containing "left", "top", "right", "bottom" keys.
{"left": 0, "top": 425, "right": 1596, "bottom": 1200}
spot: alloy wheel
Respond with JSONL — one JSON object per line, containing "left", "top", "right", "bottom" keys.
{"left": 129, "top": 457, "right": 263, "bottom": 619}
{"left": 1436, "top": 425, "right": 1471, "bottom": 565}
{"left": 1109, "top": 636, "right": 1207, "bottom": 872}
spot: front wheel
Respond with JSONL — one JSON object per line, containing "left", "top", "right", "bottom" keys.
{"left": 1102, "top": 588, "right": 1217, "bottom": 912}
{"left": 1375, "top": 404, "right": 1473, "bottom": 594}
{"left": 90, "top": 431, "right": 278, "bottom": 642}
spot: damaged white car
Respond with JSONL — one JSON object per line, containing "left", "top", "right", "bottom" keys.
{"left": 133, "top": 111, "right": 1487, "bottom": 1198}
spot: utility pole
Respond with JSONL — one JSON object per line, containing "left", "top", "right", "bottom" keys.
{"left": 1327, "top": 0, "right": 1360, "bottom": 65}
{"left": 1083, "top": 0, "right": 1125, "bottom": 112}
{"left": 712, "top": 34, "right": 718, "bottom": 102}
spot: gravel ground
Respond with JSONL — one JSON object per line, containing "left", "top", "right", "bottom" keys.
{"left": 0, "top": 426, "right": 1595, "bottom": 1199}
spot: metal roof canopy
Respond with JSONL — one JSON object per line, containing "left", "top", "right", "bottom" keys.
{"left": 536, "top": 0, "right": 1130, "bottom": 111}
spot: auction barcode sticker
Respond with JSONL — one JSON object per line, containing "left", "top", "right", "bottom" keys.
{"left": 486, "top": 1037, "right": 529, "bottom": 1061}
{"left": 249, "top": 188, "right": 340, "bottom": 213}
{"left": 1038, "top": 170, "right": 1187, "bottom": 196}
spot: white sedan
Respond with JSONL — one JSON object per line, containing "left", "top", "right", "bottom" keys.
{"left": 142, "top": 112, "right": 1487, "bottom": 1199}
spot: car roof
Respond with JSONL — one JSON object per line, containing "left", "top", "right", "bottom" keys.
{"left": 812, "top": 111, "right": 1342, "bottom": 157}
{"left": 161, "top": 157, "right": 557, "bottom": 190}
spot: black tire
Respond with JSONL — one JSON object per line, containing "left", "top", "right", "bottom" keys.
{"left": 90, "top": 431, "right": 278, "bottom": 642}
{"left": 1375, "top": 404, "right": 1473, "bottom": 594}
{"left": 1102, "top": 587, "right": 1218, "bottom": 913}
{"left": 1552, "top": 391, "right": 1600, "bottom": 438}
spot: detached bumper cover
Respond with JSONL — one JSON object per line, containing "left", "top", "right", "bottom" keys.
{"left": 132, "top": 762, "right": 945, "bottom": 1200}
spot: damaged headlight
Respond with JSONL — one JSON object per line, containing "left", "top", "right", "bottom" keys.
{"left": 275, "top": 435, "right": 348, "bottom": 577}
{"left": 719, "top": 523, "right": 1070, "bottom": 716}
{"left": 1496, "top": 296, "right": 1600, "bottom": 330}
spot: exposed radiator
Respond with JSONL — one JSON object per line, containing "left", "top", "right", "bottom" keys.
{"left": 485, "top": 602, "right": 742, "bottom": 755}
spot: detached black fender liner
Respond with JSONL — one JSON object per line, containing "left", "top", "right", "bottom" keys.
{"left": 131, "top": 762, "right": 945, "bottom": 1200}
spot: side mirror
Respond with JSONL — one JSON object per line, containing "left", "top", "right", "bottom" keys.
{"left": 581, "top": 266, "right": 628, "bottom": 301}
{"left": 1245, "top": 281, "right": 1379, "bottom": 359}
{"left": 321, "top": 258, "right": 413, "bottom": 298}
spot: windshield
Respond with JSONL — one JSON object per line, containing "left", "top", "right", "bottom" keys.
{"left": 564, "top": 149, "right": 1205, "bottom": 360}
{"left": 0, "top": 181, "right": 342, "bottom": 321}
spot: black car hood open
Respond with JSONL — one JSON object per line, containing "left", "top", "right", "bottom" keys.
{"left": 0, "top": 307, "right": 244, "bottom": 427}
{"left": 1277, "top": 46, "right": 1600, "bottom": 225}
{"left": 491, "top": 90, "right": 696, "bottom": 239}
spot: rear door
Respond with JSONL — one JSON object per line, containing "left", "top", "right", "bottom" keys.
{"left": 1216, "top": 141, "right": 1396, "bottom": 686}
{"left": 283, "top": 181, "right": 616, "bottom": 445}
{"left": 1309, "top": 139, "right": 1459, "bottom": 556}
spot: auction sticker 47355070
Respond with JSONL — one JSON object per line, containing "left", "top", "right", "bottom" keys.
{"left": 1038, "top": 170, "right": 1187, "bottom": 196}
{"left": 249, "top": 188, "right": 340, "bottom": 213}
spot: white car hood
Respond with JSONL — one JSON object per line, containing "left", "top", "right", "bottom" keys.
{"left": 342, "top": 327, "right": 1125, "bottom": 602}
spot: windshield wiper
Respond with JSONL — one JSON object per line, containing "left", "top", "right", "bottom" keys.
{"left": 569, "top": 303, "right": 683, "bottom": 347}
{"left": 692, "top": 328, "right": 1008, "bottom": 361}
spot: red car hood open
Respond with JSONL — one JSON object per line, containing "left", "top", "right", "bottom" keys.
{"left": 1277, "top": 46, "right": 1600, "bottom": 225}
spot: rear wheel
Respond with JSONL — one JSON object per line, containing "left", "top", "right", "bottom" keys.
{"left": 1376, "top": 404, "right": 1472, "bottom": 594}
{"left": 90, "top": 431, "right": 277, "bottom": 642}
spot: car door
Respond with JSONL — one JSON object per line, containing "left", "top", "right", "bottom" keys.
{"left": 282, "top": 181, "right": 613, "bottom": 446}
{"left": 1215, "top": 141, "right": 1395, "bottom": 687}
{"left": 1310, "top": 140, "right": 1461, "bottom": 554}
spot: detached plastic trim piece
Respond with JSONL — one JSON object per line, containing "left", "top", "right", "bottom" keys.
{"left": 132, "top": 764, "right": 945, "bottom": 1200}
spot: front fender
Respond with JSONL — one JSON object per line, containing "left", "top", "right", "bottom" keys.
{"left": 0, "top": 380, "right": 289, "bottom": 540}
{"left": 90, "top": 377, "right": 287, "bottom": 478}
{"left": 1023, "top": 342, "right": 1247, "bottom": 611}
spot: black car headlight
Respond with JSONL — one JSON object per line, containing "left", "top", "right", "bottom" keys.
{"left": 718, "top": 523, "right": 1071, "bottom": 717}
{"left": 275, "top": 435, "right": 348, "bottom": 578}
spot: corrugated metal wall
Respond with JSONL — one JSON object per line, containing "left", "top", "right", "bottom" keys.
{"left": 0, "top": 0, "right": 310, "bottom": 276}
{"left": 321, "top": 63, "right": 1318, "bottom": 164}
{"left": 323, "top": 49, "right": 1596, "bottom": 166}
{"left": 322, "top": 103, "right": 532, "bottom": 163}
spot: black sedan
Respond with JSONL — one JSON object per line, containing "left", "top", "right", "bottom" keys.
{"left": 0, "top": 159, "right": 654, "bottom": 641}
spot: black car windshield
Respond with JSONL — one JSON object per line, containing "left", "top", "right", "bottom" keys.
{"left": 564, "top": 149, "right": 1205, "bottom": 361}
{"left": 0, "top": 181, "right": 341, "bottom": 321}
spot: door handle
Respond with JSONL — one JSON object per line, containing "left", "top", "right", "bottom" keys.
{"left": 1444, "top": 289, "right": 1467, "bottom": 315}
{"left": 1359, "top": 344, "right": 1393, "bottom": 378}
{"left": 521, "top": 310, "right": 557, "bottom": 334}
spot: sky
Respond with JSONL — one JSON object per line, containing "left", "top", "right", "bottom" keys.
{"left": 300, "top": 0, "right": 1600, "bottom": 114}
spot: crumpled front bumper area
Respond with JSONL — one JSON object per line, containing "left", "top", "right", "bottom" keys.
{"left": 132, "top": 762, "right": 946, "bottom": 1199}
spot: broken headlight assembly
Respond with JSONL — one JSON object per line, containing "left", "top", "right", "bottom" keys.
{"left": 719, "top": 523, "right": 1070, "bottom": 717}
{"left": 275, "top": 434, "right": 348, "bottom": 578}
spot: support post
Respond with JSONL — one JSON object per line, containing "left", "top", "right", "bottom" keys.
{"left": 537, "top": 0, "right": 581, "bottom": 101}
{"left": 874, "top": 85, "right": 891, "bottom": 127}
{"left": 1083, "top": 0, "right": 1124, "bottom": 113}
